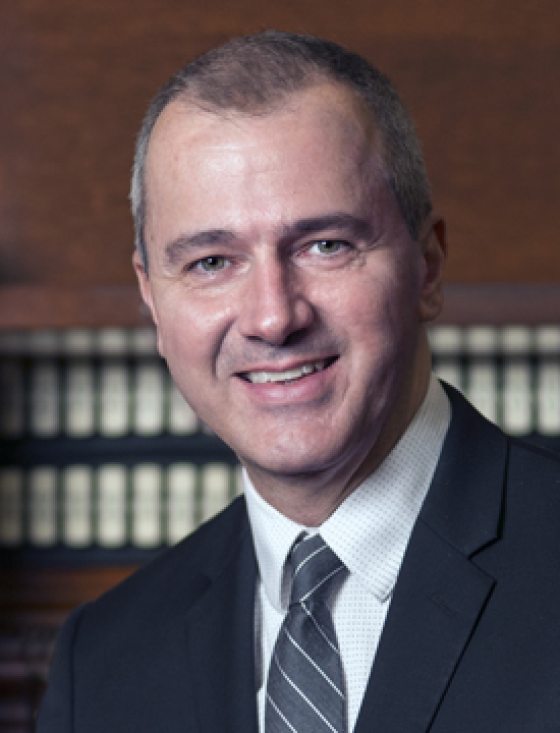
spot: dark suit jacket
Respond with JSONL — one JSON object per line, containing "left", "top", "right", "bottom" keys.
{"left": 37, "top": 386, "right": 560, "bottom": 732}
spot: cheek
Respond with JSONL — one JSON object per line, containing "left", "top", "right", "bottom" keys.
{"left": 328, "top": 264, "right": 415, "bottom": 333}
{"left": 333, "top": 266, "right": 421, "bottom": 374}
{"left": 155, "top": 290, "right": 234, "bottom": 369}
{"left": 371, "top": 256, "right": 422, "bottom": 326}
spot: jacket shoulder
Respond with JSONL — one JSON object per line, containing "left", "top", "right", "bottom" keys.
{"left": 505, "top": 437, "right": 560, "bottom": 531}
{"left": 76, "top": 494, "right": 250, "bottom": 635}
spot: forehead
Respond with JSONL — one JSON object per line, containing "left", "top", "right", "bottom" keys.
{"left": 147, "top": 81, "right": 380, "bottom": 177}
{"left": 144, "top": 83, "right": 388, "bottom": 246}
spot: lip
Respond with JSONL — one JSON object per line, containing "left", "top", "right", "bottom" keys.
{"left": 235, "top": 355, "right": 338, "bottom": 380}
{"left": 234, "top": 355, "right": 339, "bottom": 405}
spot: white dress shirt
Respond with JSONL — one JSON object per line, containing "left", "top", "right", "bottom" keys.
{"left": 244, "top": 375, "right": 451, "bottom": 732}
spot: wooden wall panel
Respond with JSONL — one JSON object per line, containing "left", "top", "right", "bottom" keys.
{"left": 1, "top": 0, "right": 559, "bottom": 323}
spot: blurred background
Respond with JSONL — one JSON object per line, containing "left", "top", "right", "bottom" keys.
{"left": 1, "top": 1, "right": 559, "bottom": 730}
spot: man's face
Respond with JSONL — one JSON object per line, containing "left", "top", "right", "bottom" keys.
{"left": 135, "top": 83, "right": 444, "bottom": 497}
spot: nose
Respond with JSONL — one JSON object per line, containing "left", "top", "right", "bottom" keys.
{"left": 237, "top": 258, "right": 314, "bottom": 346}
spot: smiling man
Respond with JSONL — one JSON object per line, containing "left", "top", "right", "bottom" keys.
{"left": 38, "top": 31, "right": 560, "bottom": 733}
{"left": 135, "top": 77, "right": 443, "bottom": 528}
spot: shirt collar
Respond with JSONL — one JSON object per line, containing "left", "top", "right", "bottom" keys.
{"left": 244, "top": 374, "right": 451, "bottom": 612}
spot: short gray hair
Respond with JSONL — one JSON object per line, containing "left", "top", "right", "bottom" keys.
{"left": 130, "top": 30, "right": 432, "bottom": 268}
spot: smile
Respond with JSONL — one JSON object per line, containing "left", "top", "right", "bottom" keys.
{"left": 240, "top": 357, "right": 337, "bottom": 384}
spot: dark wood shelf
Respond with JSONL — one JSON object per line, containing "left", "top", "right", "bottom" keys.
{"left": 0, "top": 285, "right": 149, "bottom": 330}
{"left": 0, "top": 564, "right": 138, "bottom": 731}
{"left": 1, "top": 282, "right": 559, "bottom": 329}
{"left": 437, "top": 283, "right": 560, "bottom": 325}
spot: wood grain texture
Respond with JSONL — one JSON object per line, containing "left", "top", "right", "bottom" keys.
{"left": 1, "top": 565, "right": 137, "bottom": 623}
{"left": 1, "top": 1, "right": 559, "bottom": 307}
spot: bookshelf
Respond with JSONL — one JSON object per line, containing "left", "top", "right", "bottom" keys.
{"left": 2, "top": 304, "right": 559, "bottom": 563}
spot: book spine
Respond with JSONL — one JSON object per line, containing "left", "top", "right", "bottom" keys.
{"left": 96, "top": 464, "right": 128, "bottom": 547}
{"left": 28, "top": 467, "right": 58, "bottom": 546}
{"left": 64, "top": 361, "right": 97, "bottom": 437}
{"left": 29, "top": 360, "right": 60, "bottom": 437}
{"left": 0, "top": 468, "right": 24, "bottom": 546}
{"left": 62, "top": 465, "right": 93, "bottom": 547}
{"left": 131, "top": 464, "right": 162, "bottom": 547}
{"left": 166, "top": 463, "right": 197, "bottom": 543}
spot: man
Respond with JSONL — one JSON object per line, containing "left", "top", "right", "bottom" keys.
{"left": 38, "top": 31, "right": 560, "bottom": 732}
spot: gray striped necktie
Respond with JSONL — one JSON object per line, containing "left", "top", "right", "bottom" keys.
{"left": 265, "top": 533, "right": 347, "bottom": 733}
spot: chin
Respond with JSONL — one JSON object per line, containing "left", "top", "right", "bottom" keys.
{"left": 239, "top": 434, "right": 356, "bottom": 482}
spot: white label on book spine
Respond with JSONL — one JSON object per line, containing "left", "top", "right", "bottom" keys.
{"left": 97, "top": 328, "right": 129, "bottom": 355}
{"left": 536, "top": 361, "right": 560, "bottom": 434}
{"left": 168, "top": 382, "right": 198, "bottom": 434}
{"left": 65, "top": 362, "right": 96, "bottom": 437}
{"left": 0, "top": 360, "right": 25, "bottom": 437}
{"left": 466, "top": 361, "right": 498, "bottom": 424}
{"left": 133, "top": 362, "right": 165, "bottom": 435}
{"left": 465, "top": 327, "right": 498, "bottom": 355}
{"left": 502, "top": 360, "right": 533, "bottom": 435}
{"left": 166, "top": 464, "right": 196, "bottom": 544}
{"left": 0, "top": 469, "right": 24, "bottom": 546}
{"left": 131, "top": 464, "right": 161, "bottom": 547}
{"left": 29, "top": 360, "right": 60, "bottom": 436}
{"left": 535, "top": 326, "right": 560, "bottom": 354}
{"left": 99, "top": 361, "right": 129, "bottom": 436}
{"left": 28, "top": 467, "right": 58, "bottom": 546}
{"left": 131, "top": 328, "right": 157, "bottom": 355}
{"left": 500, "top": 327, "right": 532, "bottom": 354}
{"left": 200, "top": 463, "right": 230, "bottom": 522}
{"left": 428, "top": 326, "right": 463, "bottom": 355}
{"left": 62, "top": 466, "right": 93, "bottom": 547}
{"left": 62, "top": 329, "right": 95, "bottom": 356}
{"left": 97, "top": 465, "right": 127, "bottom": 547}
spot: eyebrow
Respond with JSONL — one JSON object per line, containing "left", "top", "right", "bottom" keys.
{"left": 164, "top": 229, "right": 235, "bottom": 267}
{"left": 163, "top": 212, "right": 374, "bottom": 267}
{"left": 279, "top": 213, "right": 374, "bottom": 243}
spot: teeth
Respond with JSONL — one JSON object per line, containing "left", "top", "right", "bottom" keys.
{"left": 245, "top": 360, "right": 327, "bottom": 384}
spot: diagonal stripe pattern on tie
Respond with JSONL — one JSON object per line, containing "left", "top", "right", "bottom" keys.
{"left": 265, "top": 533, "right": 347, "bottom": 733}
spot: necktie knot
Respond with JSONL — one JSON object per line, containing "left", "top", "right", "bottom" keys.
{"left": 289, "top": 534, "right": 345, "bottom": 607}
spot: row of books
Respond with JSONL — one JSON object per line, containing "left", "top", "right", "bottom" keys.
{"left": 0, "top": 462, "right": 242, "bottom": 549}
{"left": 2, "top": 325, "right": 559, "bottom": 357}
{"left": 2, "top": 325, "right": 559, "bottom": 356}
{"left": 0, "top": 358, "right": 199, "bottom": 438}
{"left": 430, "top": 326, "right": 560, "bottom": 434}
{"left": 433, "top": 357, "right": 560, "bottom": 434}
{"left": 1, "top": 326, "right": 559, "bottom": 438}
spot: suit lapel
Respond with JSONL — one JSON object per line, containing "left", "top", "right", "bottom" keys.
{"left": 183, "top": 502, "right": 259, "bottom": 733}
{"left": 355, "top": 385, "right": 508, "bottom": 733}
{"left": 354, "top": 520, "right": 495, "bottom": 732}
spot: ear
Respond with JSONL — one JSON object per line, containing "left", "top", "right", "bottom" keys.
{"left": 418, "top": 214, "right": 447, "bottom": 322}
{"left": 132, "top": 250, "right": 160, "bottom": 330}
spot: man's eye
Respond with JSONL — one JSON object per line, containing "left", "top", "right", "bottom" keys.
{"left": 313, "top": 240, "right": 348, "bottom": 255}
{"left": 194, "top": 256, "right": 228, "bottom": 272}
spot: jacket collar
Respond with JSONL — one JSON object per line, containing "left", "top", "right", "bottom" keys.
{"left": 354, "top": 384, "right": 508, "bottom": 733}
{"left": 183, "top": 498, "right": 259, "bottom": 733}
